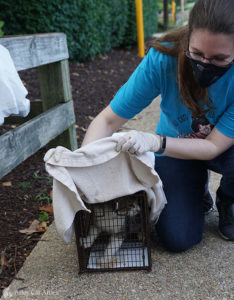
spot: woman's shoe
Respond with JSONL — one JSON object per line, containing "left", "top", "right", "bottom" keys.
{"left": 216, "top": 188, "right": 234, "bottom": 241}
{"left": 203, "top": 192, "right": 214, "bottom": 214}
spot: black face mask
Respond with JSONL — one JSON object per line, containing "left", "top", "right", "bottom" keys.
{"left": 188, "top": 58, "right": 231, "bottom": 88}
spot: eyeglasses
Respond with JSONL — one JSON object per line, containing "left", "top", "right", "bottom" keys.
{"left": 185, "top": 50, "right": 234, "bottom": 67}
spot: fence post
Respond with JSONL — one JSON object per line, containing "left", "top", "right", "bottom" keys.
{"left": 38, "top": 59, "right": 78, "bottom": 151}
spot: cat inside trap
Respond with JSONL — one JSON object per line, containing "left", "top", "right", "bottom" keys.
{"left": 77, "top": 195, "right": 147, "bottom": 269}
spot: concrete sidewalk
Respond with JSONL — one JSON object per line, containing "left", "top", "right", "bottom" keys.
{"left": 2, "top": 98, "right": 233, "bottom": 300}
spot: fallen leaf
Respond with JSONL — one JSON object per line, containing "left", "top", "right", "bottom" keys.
{"left": 88, "top": 116, "right": 94, "bottom": 121}
{"left": 0, "top": 251, "right": 8, "bottom": 275}
{"left": 81, "top": 127, "right": 87, "bottom": 132}
{"left": 11, "top": 125, "right": 17, "bottom": 128}
{"left": 39, "top": 204, "right": 53, "bottom": 214}
{"left": 36, "top": 221, "right": 48, "bottom": 232}
{"left": 1, "top": 251, "right": 8, "bottom": 267}
{"left": 19, "top": 220, "right": 40, "bottom": 234}
{"left": 22, "top": 80, "right": 27, "bottom": 87}
{"left": 72, "top": 72, "right": 79, "bottom": 76}
{"left": 100, "top": 55, "right": 108, "bottom": 60}
{"left": 2, "top": 181, "right": 12, "bottom": 187}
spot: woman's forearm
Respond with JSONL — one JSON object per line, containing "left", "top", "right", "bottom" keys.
{"left": 163, "top": 137, "right": 218, "bottom": 160}
{"left": 81, "top": 116, "right": 116, "bottom": 146}
{"left": 164, "top": 129, "right": 233, "bottom": 160}
{"left": 81, "top": 105, "right": 128, "bottom": 147}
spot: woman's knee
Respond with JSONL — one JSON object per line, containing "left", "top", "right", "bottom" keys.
{"left": 156, "top": 224, "right": 203, "bottom": 253}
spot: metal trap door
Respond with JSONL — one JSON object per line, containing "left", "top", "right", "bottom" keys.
{"left": 74, "top": 210, "right": 93, "bottom": 272}
{"left": 120, "top": 191, "right": 152, "bottom": 270}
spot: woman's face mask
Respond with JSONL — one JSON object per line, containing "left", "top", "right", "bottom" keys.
{"left": 188, "top": 58, "right": 231, "bottom": 88}
{"left": 188, "top": 29, "right": 234, "bottom": 88}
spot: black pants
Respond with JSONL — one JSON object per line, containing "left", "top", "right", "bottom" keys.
{"left": 154, "top": 146, "right": 234, "bottom": 252}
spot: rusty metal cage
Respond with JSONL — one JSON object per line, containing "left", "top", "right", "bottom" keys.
{"left": 74, "top": 191, "right": 151, "bottom": 273}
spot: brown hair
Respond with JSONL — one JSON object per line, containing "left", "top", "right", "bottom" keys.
{"left": 147, "top": 0, "right": 234, "bottom": 116}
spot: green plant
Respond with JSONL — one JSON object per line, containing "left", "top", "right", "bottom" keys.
{"left": 39, "top": 211, "right": 49, "bottom": 222}
{"left": 33, "top": 172, "right": 43, "bottom": 179}
{"left": 18, "top": 181, "right": 32, "bottom": 189}
{"left": 35, "top": 193, "right": 51, "bottom": 204}
{"left": 158, "top": 1, "right": 163, "bottom": 13}
{"left": 122, "top": 0, "right": 158, "bottom": 48}
{"left": 109, "top": 0, "right": 128, "bottom": 48}
{"left": 33, "top": 171, "right": 52, "bottom": 183}
{"left": 0, "top": 20, "right": 4, "bottom": 37}
{"left": 47, "top": 177, "right": 53, "bottom": 183}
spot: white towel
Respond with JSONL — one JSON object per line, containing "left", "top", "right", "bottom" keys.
{"left": 0, "top": 44, "right": 30, "bottom": 125}
{"left": 44, "top": 133, "right": 167, "bottom": 242}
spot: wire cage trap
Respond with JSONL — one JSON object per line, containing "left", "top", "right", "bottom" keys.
{"left": 74, "top": 191, "right": 152, "bottom": 273}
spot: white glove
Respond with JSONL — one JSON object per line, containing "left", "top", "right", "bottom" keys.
{"left": 116, "top": 130, "right": 161, "bottom": 155}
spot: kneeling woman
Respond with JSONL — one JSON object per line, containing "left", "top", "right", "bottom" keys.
{"left": 82, "top": 0, "right": 234, "bottom": 251}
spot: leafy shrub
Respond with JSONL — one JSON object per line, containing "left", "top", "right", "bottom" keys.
{"left": 110, "top": 0, "right": 128, "bottom": 48}
{"left": 122, "top": 0, "right": 158, "bottom": 47}
{"left": 0, "top": 0, "right": 158, "bottom": 61}
{"left": 0, "top": 21, "right": 4, "bottom": 37}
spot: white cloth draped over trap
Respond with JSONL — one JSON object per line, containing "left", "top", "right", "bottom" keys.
{"left": 0, "top": 44, "right": 30, "bottom": 125}
{"left": 44, "top": 133, "right": 167, "bottom": 243}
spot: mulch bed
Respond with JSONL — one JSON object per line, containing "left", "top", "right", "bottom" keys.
{"left": 0, "top": 45, "right": 142, "bottom": 296}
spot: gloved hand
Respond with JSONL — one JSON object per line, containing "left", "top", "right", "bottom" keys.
{"left": 116, "top": 130, "right": 161, "bottom": 155}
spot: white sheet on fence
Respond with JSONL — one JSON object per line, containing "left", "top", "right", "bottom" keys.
{"left": 0, "top": 44, "right": 30, "bottom": 125}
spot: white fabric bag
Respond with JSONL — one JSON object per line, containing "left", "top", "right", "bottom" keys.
{"left": 0, "top": 44, "right": 30, "bottom": 125}
{"left": 44, "top": 133, "right": 167, "bottom": 242}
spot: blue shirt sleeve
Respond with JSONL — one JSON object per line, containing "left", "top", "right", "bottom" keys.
{"left": 110, "top": 48, "right": 161, "bottom": 119}
{"left": 216, "top": 101, "right": 234, "bottom": 137}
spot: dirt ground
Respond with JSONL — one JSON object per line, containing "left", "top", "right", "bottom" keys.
{"left": 0, "top": 45, "right": 142, "bottom": 296}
